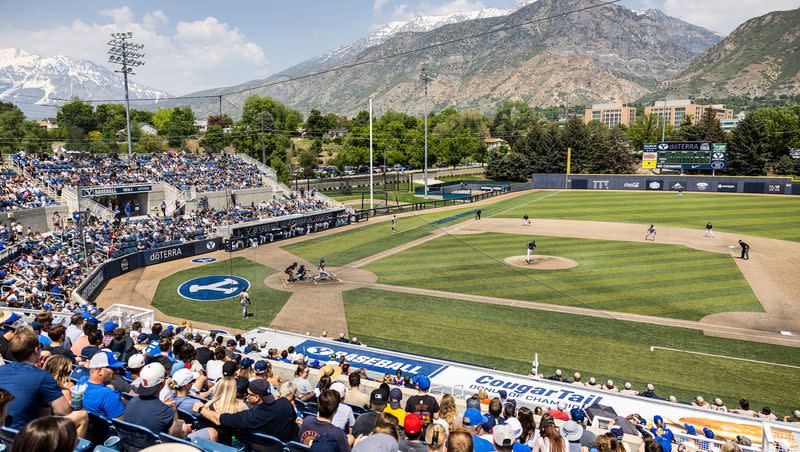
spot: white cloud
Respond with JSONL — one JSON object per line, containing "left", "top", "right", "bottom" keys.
{"left": 0, "top": 9, "right": 267, "bottom": 95}
{"left": 662, "top": 0, "right": 800, "bottom": 34}
{"left": 374, "top": 0, "right": 392, "bottom": 15}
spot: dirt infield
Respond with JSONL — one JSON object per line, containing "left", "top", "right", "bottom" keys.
{"left": 96, "top": 190, "right": 800, "bottom": 346}
{"left": 503, "top": 255, "right": 578, "bottom": 269}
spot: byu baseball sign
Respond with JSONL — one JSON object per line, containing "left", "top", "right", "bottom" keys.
{"left": 178, "top": 275, "right": 250, "bottom": 301}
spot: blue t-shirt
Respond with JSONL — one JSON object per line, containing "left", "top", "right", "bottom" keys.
{"left": 473, "top": 435, "right": 495, "bottom": 452}
{"left": 78, "top": 377, "right": 126, "bottom": 419}
{"left": 0, "top": 362, "right": 64, "bottom": 429}
{"left": 124, "top": 395, "right": 175, "bottom": 433}
{"left": 514, "top": 442, "right": 533, "bottom": 452}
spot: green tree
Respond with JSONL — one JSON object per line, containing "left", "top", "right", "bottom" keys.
{"left": 626, "top": 114, "right": 668, "bottom": 152}
{"left": 94, "top": 103, "right": 127, "bottom": 139}
{"left": 270, "top": 155, "right": 291, "bottom": 185}
{"left": 304, "top": 109, "right": 326, "bottom": 133}
{"left": 133, "top": 134, "right": 166, "bottom": 154}
{"left": 727, "top": 114, "right": 770, "bottom": 176}
{"left": 298, "top": 147, "right": 320, "bottom": 177}
{"left": 201, "top": 124, "right": 227, "bottom": 152}
{"left": 163, "top": 106, "right": 196, "bottom": 148}
{"left": 0, "top": 102, "right": 27, "bottom": 157}
{"left": 486, "top": 148, "right": 530, "bottom": 182}
{"left": 491, "top": 100, "right": 534, "bottom": 148}
{"left": 87, "top": 130, "right": 110, "bottom": 153}
{"left": 57, "top": 98, "right": 95, "bottom": 149}
{"left": 750, "top": 106, "right": 800, "bottom": 167}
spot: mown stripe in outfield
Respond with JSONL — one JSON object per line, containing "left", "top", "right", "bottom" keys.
{"left": 343, "top": 288, "right": 800, "bottom": 416}
{"left": 363, "top": 233, "right": 761, "bottom": 320}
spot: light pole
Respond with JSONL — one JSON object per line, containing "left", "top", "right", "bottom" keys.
{"left": 421, "top": 64, "right": 436, "bottom": 197}
{"left": 369, "top": 97, "right": 374, "bottom": 210}
{"left": 107, "top": 32, "right": 144, "bottom": 161}
{"left": 659, "top": 81, "right": 671, "bottom": 142}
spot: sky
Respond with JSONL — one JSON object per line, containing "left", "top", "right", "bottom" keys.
{"left": 1, "top": 0, "right": 798, "bottom": 96}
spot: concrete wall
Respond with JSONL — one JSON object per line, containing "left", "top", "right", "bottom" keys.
{"left": 195, "top": 187, "right": 275, "bottom": 210}
{"left": 2, "top": 204, "right": 68, "bottom": 233}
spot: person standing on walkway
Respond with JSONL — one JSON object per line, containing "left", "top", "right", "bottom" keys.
{"left": 645, "top": 225, "right": 656, "bottom": 241}
{"left": 705, "top": 222, "right": 714, "bottom": 237}
{"left": 526, "top": 240, "right": 537, "bottom": 264}
{"left": 240, "top": 289, "right": 251, "bottom": 318}
{"left": 739, "top": 240, "right": 750, "bottom": 260}
{"left": 392, "top": 215, "right": 396, "bottom": 233}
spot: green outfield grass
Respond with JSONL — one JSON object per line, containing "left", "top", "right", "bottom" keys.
{"left": 282, "top": 192, "right": 556, "bottom": 266}
{"left": 484, "top": 190, "right": 800, "bottom": 241}
{"left": 151, "top": 257, "right": 290, "bottom": 330}
{"left": 362, "top": 232, "right": 761, "bottom": 320}
{"left": 344, "top": 288, "right": 800, "bottom": 416}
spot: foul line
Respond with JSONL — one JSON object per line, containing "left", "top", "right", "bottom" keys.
{"left": 650, "top": 346, "right": 800, "bottom": 369}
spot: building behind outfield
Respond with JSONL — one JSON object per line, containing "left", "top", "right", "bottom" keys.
{"left": 584, "top": 103, "right": 637, "bottom": 128}
{"left": 645, "top": 99, "right": 734, "bottom": 128}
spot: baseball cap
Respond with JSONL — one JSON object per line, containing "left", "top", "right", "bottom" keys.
{"left": 226, "top": 339, "right": 236, "bottom": 347}
{"left": 89, "top": 351, "right": 125, "bottom": 369}
{"left": 172, "top": 368, "right": 199, "bottom": 387}
{"left": 463, "top": 408, "right": 482, "bottom": 427}
{"left": 30, "top": 321, "right": 43, "bottom": 331}
{"left": 137, "top": 332, "right": 149, "bottom": 343}
{"left": 506, "top": 417, "right": 523, "bottom": 440}
{"left": 570, "top": 408, "right": 586, "bottom": 422}
{"left": 136, "top": 362, "right": 166, "bottom": 396}
{"left": 481, "top": 414, "right": 496, "bottom": 432}
{"left": 240, "top": 357, "right": 254, "bottom": 369}
{"left": 610, "top": 427, "right": 624, "bottom": 441}
{"left": 254, "top": 360, "right": 269, "bottom": 375}
{"left": 103, "top": 321, "right": 118, "bottom": 333}
{"left": 389, "top": 388, "right": 403, "bottom": 409}
{"left": 202, "top": 336, "right": 213, "bottom": 346}
{"left": 493, "top": 424, "right": 516, "bottom": 447}
{"left": 222, "top": 361, "right": 238, "bottom": 377}
{"left": 248, "top": 379, "right": 276, "bottom": 403}
{"left": 370, "top": 388, "right": 388, "bottom": 406}
{"left": 404, "top": 413, "right": 422, "bottom": 435}
{"left": 684, "top": 424, "right": 696, "bottom": 435}
{"left": 127, "top": 354, "right": 145, "bottom": 369}
{"left": 702, "top": 428, "right": 714, "bottom": 439}
{"left": 560, "top": 420, "right": 583, "bottom": 441}
{"left": 498, "top": 389, "right": 508, "bottom": 399}
{"left": 412, "top": 374, "right": 431, "bottom": 390}
{"left": 330, "top": 381, "right": 347, "bottom": 399}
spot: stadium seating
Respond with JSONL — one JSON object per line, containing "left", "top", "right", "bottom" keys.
{"left": 0, "top": 167, "right": 57, "bottom": 211}
{"left": 135, "top": 151, "right": 264, "bottom": 192}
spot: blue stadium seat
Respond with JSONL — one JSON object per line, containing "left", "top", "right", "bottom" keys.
{"left": 158, "top": 432, "right": 198, "bottom": 448}
{"left": 245, "top": 433, "right": 285, "bottom": 452}
{"left": 86, "top": 412, "right": 114, "bottom": 447}
{"left": 110, "top": 419, "right": 161, "bottom": 452}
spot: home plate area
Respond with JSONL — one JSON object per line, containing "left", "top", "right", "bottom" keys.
{"left": 504, "top": 255, "right": 578, "bottom": 270}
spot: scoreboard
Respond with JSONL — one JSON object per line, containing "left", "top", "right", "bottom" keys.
{"left": 653, "top": 142, "right": 728, "bottom": 170}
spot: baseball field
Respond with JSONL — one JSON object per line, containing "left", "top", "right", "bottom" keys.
{"left": 140, "top": 189, "right": 800, "bottom": 415}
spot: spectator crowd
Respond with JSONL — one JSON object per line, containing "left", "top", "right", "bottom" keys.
{"left": 0, "top": 168, "right": 57, "bottom": 211}
{"left": 0, "top": 316, "right": 795, "bottom": 452}
{"left": 136, "top": 151, "right": 265, "bottom": 192}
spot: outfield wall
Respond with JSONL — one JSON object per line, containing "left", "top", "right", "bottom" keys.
{"left": 532, "top": 174, "right": 799, "bottom": 195}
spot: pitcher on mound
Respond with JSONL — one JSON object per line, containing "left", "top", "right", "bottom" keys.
{"left": 526, "top": 240, "right": 537, "bottom": 264}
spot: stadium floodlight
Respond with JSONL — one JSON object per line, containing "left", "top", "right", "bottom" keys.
{"left": 106, "top": 32, "right": 145, "bottom": 161}
{"left": 420, "top": 64, "right": 436, "bottom": 197}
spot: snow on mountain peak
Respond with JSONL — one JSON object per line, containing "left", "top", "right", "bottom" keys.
{"left": 0, "top": 47, "right": 170, "bottom": 118}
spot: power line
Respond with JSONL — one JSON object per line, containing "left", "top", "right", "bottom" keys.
{"left": 9, "top": 0, "right": 621, "bottom": 106}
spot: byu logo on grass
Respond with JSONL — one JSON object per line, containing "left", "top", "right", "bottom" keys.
{"left": 178, "top": 275, "right": 250, "bottom": 301}
{"left": 191, "top": 257, "right": 218, "bottom": 264}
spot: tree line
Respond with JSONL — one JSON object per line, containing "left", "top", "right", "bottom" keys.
{"left": 1, "top": 98, "right": 798, "bottom": 184}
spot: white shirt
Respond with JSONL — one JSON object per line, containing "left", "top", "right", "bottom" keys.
{"left": 66, "top": 324, "right": 83, "bottom": 344}
{"left": 206, "top": 360, "right": 225, "bottom": 381}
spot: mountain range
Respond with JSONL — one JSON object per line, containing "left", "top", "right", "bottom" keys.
{"left": 166, "top": 0, "right": 724, "bottom": 118}
{"left": 0, "top": 48, "right": 170, "bottom": 118}
{"left": 3, "top": 2, "right": 799, "bottom": 120}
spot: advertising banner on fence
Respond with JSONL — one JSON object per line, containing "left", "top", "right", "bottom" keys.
{"left": 429, "top": 367, "right": 764, "bottom": 444}
{"left": 80, "top": 185, "right": 153, "bottom": 198}
{"left": 716, "top": 183, "right": 737, "bottom": 193}
{"left": 294, "top": 339, "right": 448, "bottom": 377}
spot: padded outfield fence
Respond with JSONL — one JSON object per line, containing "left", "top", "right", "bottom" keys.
{"left": 355, "top": 186, "right": 506, "bottom": 219}
{"left": 532, "top": 173, "right": 800, "bottom": 195}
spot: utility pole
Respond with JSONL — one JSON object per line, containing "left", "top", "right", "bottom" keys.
{"left": 660, "top": 81, "right": 671, "bottom": 142}
{"left": 107, "top": 32, "right": 144, "bottom": 161}
{"left": 421, "top": 64, "right": 436, "bottom": 197}
{"left": 369, "top": 97, "right": 374, "bottom": 210}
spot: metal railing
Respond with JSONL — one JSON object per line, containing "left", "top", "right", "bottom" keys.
{"left": 355, "top": 189, "right": 503, "bottom": 218}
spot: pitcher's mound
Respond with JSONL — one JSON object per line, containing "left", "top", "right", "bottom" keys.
{"left": 505, "top": 255, "right": 577, "bottom": 270}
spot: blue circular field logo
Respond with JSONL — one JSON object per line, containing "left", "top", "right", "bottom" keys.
{"left": 178, "top": 275, "right": 250, "bottom": 301}
{"left": 191, "top": 257, "right": 218, "bottom": 264}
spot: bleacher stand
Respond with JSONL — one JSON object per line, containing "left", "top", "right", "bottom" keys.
{"left": 136, "top": 151, "right": 264, "bottom": 192}
{"left": 0, "top": 168, "right": 57, "bottom": 211}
